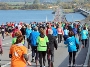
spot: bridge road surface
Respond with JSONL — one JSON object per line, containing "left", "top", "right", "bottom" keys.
{"left": 1, "top": 36, "right": 89, "bottom": 67}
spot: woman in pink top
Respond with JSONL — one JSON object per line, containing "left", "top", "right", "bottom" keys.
{"left": 57, "top": 25, "right": 64, "bottom": 43}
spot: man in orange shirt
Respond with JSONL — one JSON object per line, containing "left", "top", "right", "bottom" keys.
{"left": 9, "top": 35, "right": 31, "bottom": 67}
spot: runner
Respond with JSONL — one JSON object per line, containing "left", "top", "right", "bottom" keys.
{"left": 20, "top": 25, "right": 26, "bottom": 44}
{"left": 47, "top": 30, "right": 58, "bottom": 67}
{"left": 12, "top": 26, "right": 22, "bottom": 38}
{"left": 80, "top": 26, "right": 88, "bottom": 48}
{"left": 57, "top": 25, "right": 64, "bottom": 43}
{"left": 63, "top": 26, "right": 69, "bottom": 41}
{"left": 0, "top": 34, "right": 3, "bottom": 67}
{"left": 52, "top": 25, "right": 58, "bottom": 39}
{"left": 64, "top": 31, "right": 79, "bottom": 67}
{"left": 25, "top": 25, "right": 32, "bottom": 51}
{"left": 9, "top": 35, "right": 31, "bottom": 67}
{"left": 0, "top": 35, "right": 3, "bottom": 55}
{"left": 1, "top": 24, "right": 5, "bottom": 40}
{"left": 29, "top": 26, "right": 40, "bottom": 66}
{"left": 46, "top": 24, "right": 52, "bottom": 36}
{"left": 37, "top": 27, "right": 49, "bottom": 67}
{"left": 12, "top": 31, "right": 22, "bottom": 45}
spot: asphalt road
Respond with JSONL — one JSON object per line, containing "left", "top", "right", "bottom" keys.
{"left": 1, "top": 36, "right": 88, "bottom": 67}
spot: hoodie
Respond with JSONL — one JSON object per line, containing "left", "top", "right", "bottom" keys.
{"left": 64, "top": 36, "right": 79, "bottom": 52}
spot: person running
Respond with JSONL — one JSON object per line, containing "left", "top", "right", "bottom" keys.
{"left": 0, "top": 35, "right": 3, "bottom": 55}
{"left": 0, "top": 32, "right": 3, "bottom": 67}
{"left": 37, "top": 27, "right": 49, "bottom": 67}
{"left": 25, "top": 25, "right": 32, "bottom": 51}
{"left": 63, "top": 26, "right": 69, "bottom": 41}
{"left": 47, "top": 30, "right": 58, "bottom": 67}
{"left": 64, "top": 31, "right": 79, "bottom": 67}
{"left": 52, "top": 25, "right": 58, "bottom": 39}
{"left": 57, "top": 25, "right": 64, "bottom": 43}
{"left": 46, "top": 24, "right": 52, "bottom": 36}
{"left": 12, "top": 26, "right": 22, "bottom": 38}
{"left": 29, "top": 26, "right": 40, "bottom": 65}
{"left": 1, "top": 24, "right": 5, "bottom": 40}
{"left": 20, "top": 25, "right": 26, "bottom": 44}
{"left": 12, "top": 31, "right": 23, "bottom": 45}
{"left": 9, "top": 35, "right": 31, "bottom": 67}
{"left": 80, "top": 27, "right": 88, "bottom": 48}
{"left": 72, "top": 24, "right": 77, "bottom": 37}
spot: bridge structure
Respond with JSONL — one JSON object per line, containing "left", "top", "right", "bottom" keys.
{"left": 1, "top": 7, "right": 90, "bottom": 67}
{"left": 53, "top": 7, "right": 64, "bottom": 23}
{"left": 76, "top": 8, "right": 90, "bottom": 17}
{"left": 1, "top": 34, "right": 90, "bottom": 67}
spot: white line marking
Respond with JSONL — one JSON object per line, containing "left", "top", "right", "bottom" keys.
{"left": 2, "top": 44, "right": 5, "bottom": 45}
{"left": 1, "top": 52, "right": 32, "bottom": 67}
{"left": 2, "top": 42, "right": 12, "bottom": 45}
{"left": 1, "top": 62, "right": 11, "bottom": 67}
{"left": 6, "top": 43, "right": 9, "bottom": 44}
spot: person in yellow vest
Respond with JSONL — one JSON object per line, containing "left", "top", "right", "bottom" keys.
{"left": 37, "top": 27, "right": 49, "bottom": 67}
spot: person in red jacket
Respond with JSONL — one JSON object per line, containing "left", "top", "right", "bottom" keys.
{"left": 46, "top": 24, "right": 52, "bottom": 36}
{"left": 12, "top": 26, "right": 22, "bottom": 38}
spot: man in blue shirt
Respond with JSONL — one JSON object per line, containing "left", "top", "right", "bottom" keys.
{"left": 52, "top": 25, "right": 58, "bottom": 39}
{"left": 29, "top": 26, "right": 40, "bottom": 65}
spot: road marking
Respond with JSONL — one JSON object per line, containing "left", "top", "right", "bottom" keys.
{"left": 1, "top": 62, "right": 11, "bottom": 67}
{"left": 1, "top": 52, "right": 32, "bottom": 67}
{"left": 2, "top": 42, "right": 12, "bottom": 45}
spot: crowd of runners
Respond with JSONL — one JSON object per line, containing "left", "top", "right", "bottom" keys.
{"left": 0, "top": 21, "right": 89, "bottom": 67}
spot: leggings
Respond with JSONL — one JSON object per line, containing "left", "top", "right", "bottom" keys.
{"left": 58, "top": 34, "right": 62, "bottom": 43}
{"left": 38, "top": 51, "right": 46, "bottom": 67}
{"left": 82, "top": 39, "right": 87, "bottom": 47}
{"left": 69, "top": 51, "right": 76, "bottom": 65}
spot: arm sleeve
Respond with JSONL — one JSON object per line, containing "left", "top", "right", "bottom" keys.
{"left": 45, "top": 36, "right": 49, "bottom": 42}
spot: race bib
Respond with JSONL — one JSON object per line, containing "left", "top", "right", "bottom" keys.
{"left": 2, "top": 29, "right": 4, "bottom": 31}
{"left": 40, "top": 38, "right": 44, "bottom": 41}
